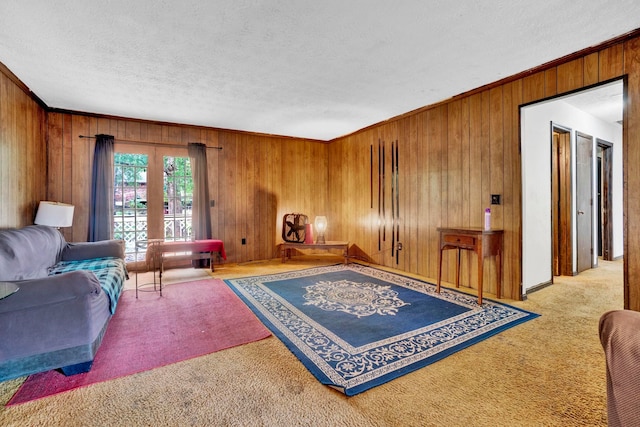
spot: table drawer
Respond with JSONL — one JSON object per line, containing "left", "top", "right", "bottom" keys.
{"left": 443, "top": 234, "right": 476, "bottom": 246}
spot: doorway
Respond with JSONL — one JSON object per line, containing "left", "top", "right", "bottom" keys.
{"left": 114, "top": 144, "right": 194, "bottom": 266}
{"left": 521, "top": 78, "right": 623, "bottom": 293}
{"left": 551, "top": 125, "right": 572, "bottom": 277}
{"left": 597, "top": 139, "right": 614, "bottom": 261}
{"left": 576, "top": 132, "right": 594, "bottom": 274}
{"left": 551, "top": 129, "right": 599, "bottom": 277}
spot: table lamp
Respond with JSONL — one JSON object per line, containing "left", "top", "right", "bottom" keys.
{"left": 34, "top": 201, "right": 74, "bottom": 228}
{"left": 314, "top": 216, "right": 327, "bottom": 244}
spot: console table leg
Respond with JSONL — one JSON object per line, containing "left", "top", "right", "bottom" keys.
{"left": 477, "top": 256, "right": 483, "bottom": 306}
{"left": 437, "top": 248, "right": 444, "bottom": 293}
{"left": 497, "top": 249, "right": 502, "bottom": 299}
{"left": 455, "top": 248, "right": 461, "bottom": 288}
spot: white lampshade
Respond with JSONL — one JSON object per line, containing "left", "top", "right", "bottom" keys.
{"left": 34, "top": 201, "right": 74, "bottom": 228}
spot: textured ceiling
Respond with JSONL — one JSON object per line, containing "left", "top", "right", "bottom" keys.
{"left": 562, "top": 81, "right": 623, "bottom": 124}
{"left": 0, "top": 1, "right": 638, "bottom": 140}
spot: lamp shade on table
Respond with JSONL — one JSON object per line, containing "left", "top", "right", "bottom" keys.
{"left": 34, "top": 201, "right": 74, "bottom": 228}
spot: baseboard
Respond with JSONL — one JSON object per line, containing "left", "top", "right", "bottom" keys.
{"left": 522, "top": 280, "right": 553, "bottom": 300}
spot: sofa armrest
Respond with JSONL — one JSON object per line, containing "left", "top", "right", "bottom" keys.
{"left": 0, "top": 270, "right": 110, "bottom": 378}
{"left": 0, "top": 270, "right": 102, "bottom": 314}
{"left": 62, "top": 240, "right": 125, "bottom": 261}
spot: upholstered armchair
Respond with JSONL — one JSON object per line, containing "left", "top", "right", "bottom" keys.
{"left": 599, "top": 310, "right": 640, "bottom": 427}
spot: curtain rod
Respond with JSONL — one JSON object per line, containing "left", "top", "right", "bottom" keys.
{"left": 78, "top": 135, "right": 222, "bottom": 150}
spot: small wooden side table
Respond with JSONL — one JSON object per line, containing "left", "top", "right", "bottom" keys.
{"left": 280, "top": 241, "right": 349, "bottom": 264}
{"left": 436, "top": 227, "right": 504, "bottom": 305}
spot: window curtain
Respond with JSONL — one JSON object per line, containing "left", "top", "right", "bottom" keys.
{"left": 188, "top": 142, "right": 212, "bottom": 240}
{"left": 89, "top": 134, "right": 115, "bottom": 241}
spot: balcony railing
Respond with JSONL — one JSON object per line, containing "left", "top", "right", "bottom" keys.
{"left": 114, "top": 215, "right": 192, "bottom": 262}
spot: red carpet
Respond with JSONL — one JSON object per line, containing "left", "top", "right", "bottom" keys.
{"left": 7, "top": 279, "right": 271, "bottom": 405}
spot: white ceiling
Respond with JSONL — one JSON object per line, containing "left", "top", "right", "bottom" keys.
{"left": 0, "top": 1, "right": 638, "bottom": 141}
{"left": 562, "top": 81, "right": 624, "bottom": 124}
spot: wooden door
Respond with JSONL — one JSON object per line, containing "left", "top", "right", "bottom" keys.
{"left": 552, "top": 127, "right": 572, "bottom": 276}
{"left": 598, "top": 140, "right": 614, "bottom": 261}
{"left": 576, "top": 132, "right": 594, "bottom": 274}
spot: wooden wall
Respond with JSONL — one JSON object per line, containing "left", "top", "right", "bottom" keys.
{"left": 5, "top": 30, "right": 640, "bottom": 309}
{"left": 45, "top": 113, "right": 328, "bottom": 261}
{"left": 216, "top": 131, "right": 327, "bottom": 263}
{"left": 625, "top": 37, "right": 640, "bottom": 311}
{"left": 328, "top": 38, "right": 636, "bottom": 303}
{"left": 0, "top": 66, "right": 47, "bottom": 229}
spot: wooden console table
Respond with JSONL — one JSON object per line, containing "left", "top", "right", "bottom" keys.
{"left": 436, "top": 227, "right": 503, "bottom": 305}
{"left": 280, "top": 241, "right": 349, "bottom": 264}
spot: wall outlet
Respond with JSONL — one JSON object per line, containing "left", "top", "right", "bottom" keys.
{"left": 241, "top": 238, "right": 246, "bottom": 245}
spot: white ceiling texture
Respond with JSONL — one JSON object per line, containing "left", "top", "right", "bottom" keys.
{"left": 0, "top": 1, "right": 639, "bottom": 141}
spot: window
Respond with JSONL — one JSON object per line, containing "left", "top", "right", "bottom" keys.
{"left": 114, "top": 153, "right": 148, "bottom": 261}
{"left": 163, "top": 156, "right": 193, "bottom": 242}
{"left": 113, "top": 149, "right": 194, "bottom": 263}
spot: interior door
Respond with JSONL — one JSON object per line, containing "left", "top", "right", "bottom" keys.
{"left": 552, "top": 127, "right": 572, "bottom": 276}
{"left": 576, "top": 132, "right": 594, "bottom": 273}
{"left": 598, "top": 140, "right": 614, "bottom": 261}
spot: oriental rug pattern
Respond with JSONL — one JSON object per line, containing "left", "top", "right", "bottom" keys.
{"left": 224, "top": 263, "right": 539, "bottom": 396}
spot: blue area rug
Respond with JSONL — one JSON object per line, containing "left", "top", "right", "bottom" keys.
{"left": 224, "top": 263, "right": 539, "bottom": 396}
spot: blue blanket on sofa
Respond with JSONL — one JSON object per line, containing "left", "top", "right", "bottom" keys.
{"left": 48, "top": 257, "right": 127, "bottom": 314}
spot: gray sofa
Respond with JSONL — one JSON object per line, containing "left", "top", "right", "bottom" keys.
{"left": 0, "top": 225, "right": 127, "bottom": 381}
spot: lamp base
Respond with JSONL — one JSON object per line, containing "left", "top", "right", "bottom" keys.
{"left": 316, "top": 235, "right": 325, "bottom": 244}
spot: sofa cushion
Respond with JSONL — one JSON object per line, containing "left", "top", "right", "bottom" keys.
{"left": 62, "top": 240, "right": 125, "bottom": 261}
{"left": 0, "top": 225, "right": 65, "bottom": 281}
{"left": 48, "top": 257, "right": 126, "bottom": 314}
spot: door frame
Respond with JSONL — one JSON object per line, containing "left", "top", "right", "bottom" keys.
{"left": 575, "top": 131, "right": 595, "bottom": 273}
{"left": 520, "top": 77, "right": 624, "bottom": 297}
{"left": 597, "top": 139, "right": 615, "bottom": 261}
{"left": 114, "top": 143, "right": 191, "bottom": 269}
{"left": 551, "top": 123, "right": 573, "bottom": 278}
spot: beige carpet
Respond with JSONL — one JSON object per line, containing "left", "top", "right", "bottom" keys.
{"left": 0, "top": 256, "right": 622, "bottom": 426}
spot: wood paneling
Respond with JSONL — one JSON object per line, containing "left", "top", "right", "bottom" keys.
{"left": 328, "top": 37, "right": 639, "bottom": 303}
{"left": 557, "top": 58, "right": 584, "bottom": 93}
{"left": 544, "top": 68, "right": 558, "bottom": 97}
{"left": 0, "top": 69, "right": 47, "bottom": 229}
{"left": 624, "top": 37, "right": 640, "bottom": 310}
{"left": 45, "top": 114, "right": 328, "bottom": 263}
{"left": 600, "top": 44, "right": 624, "bottom": 81}
{"left": 4, "top": 31, "right": 640, "bottom": 308}
{"left": 584, "top": 52, "right": 600, "bottom": 86}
